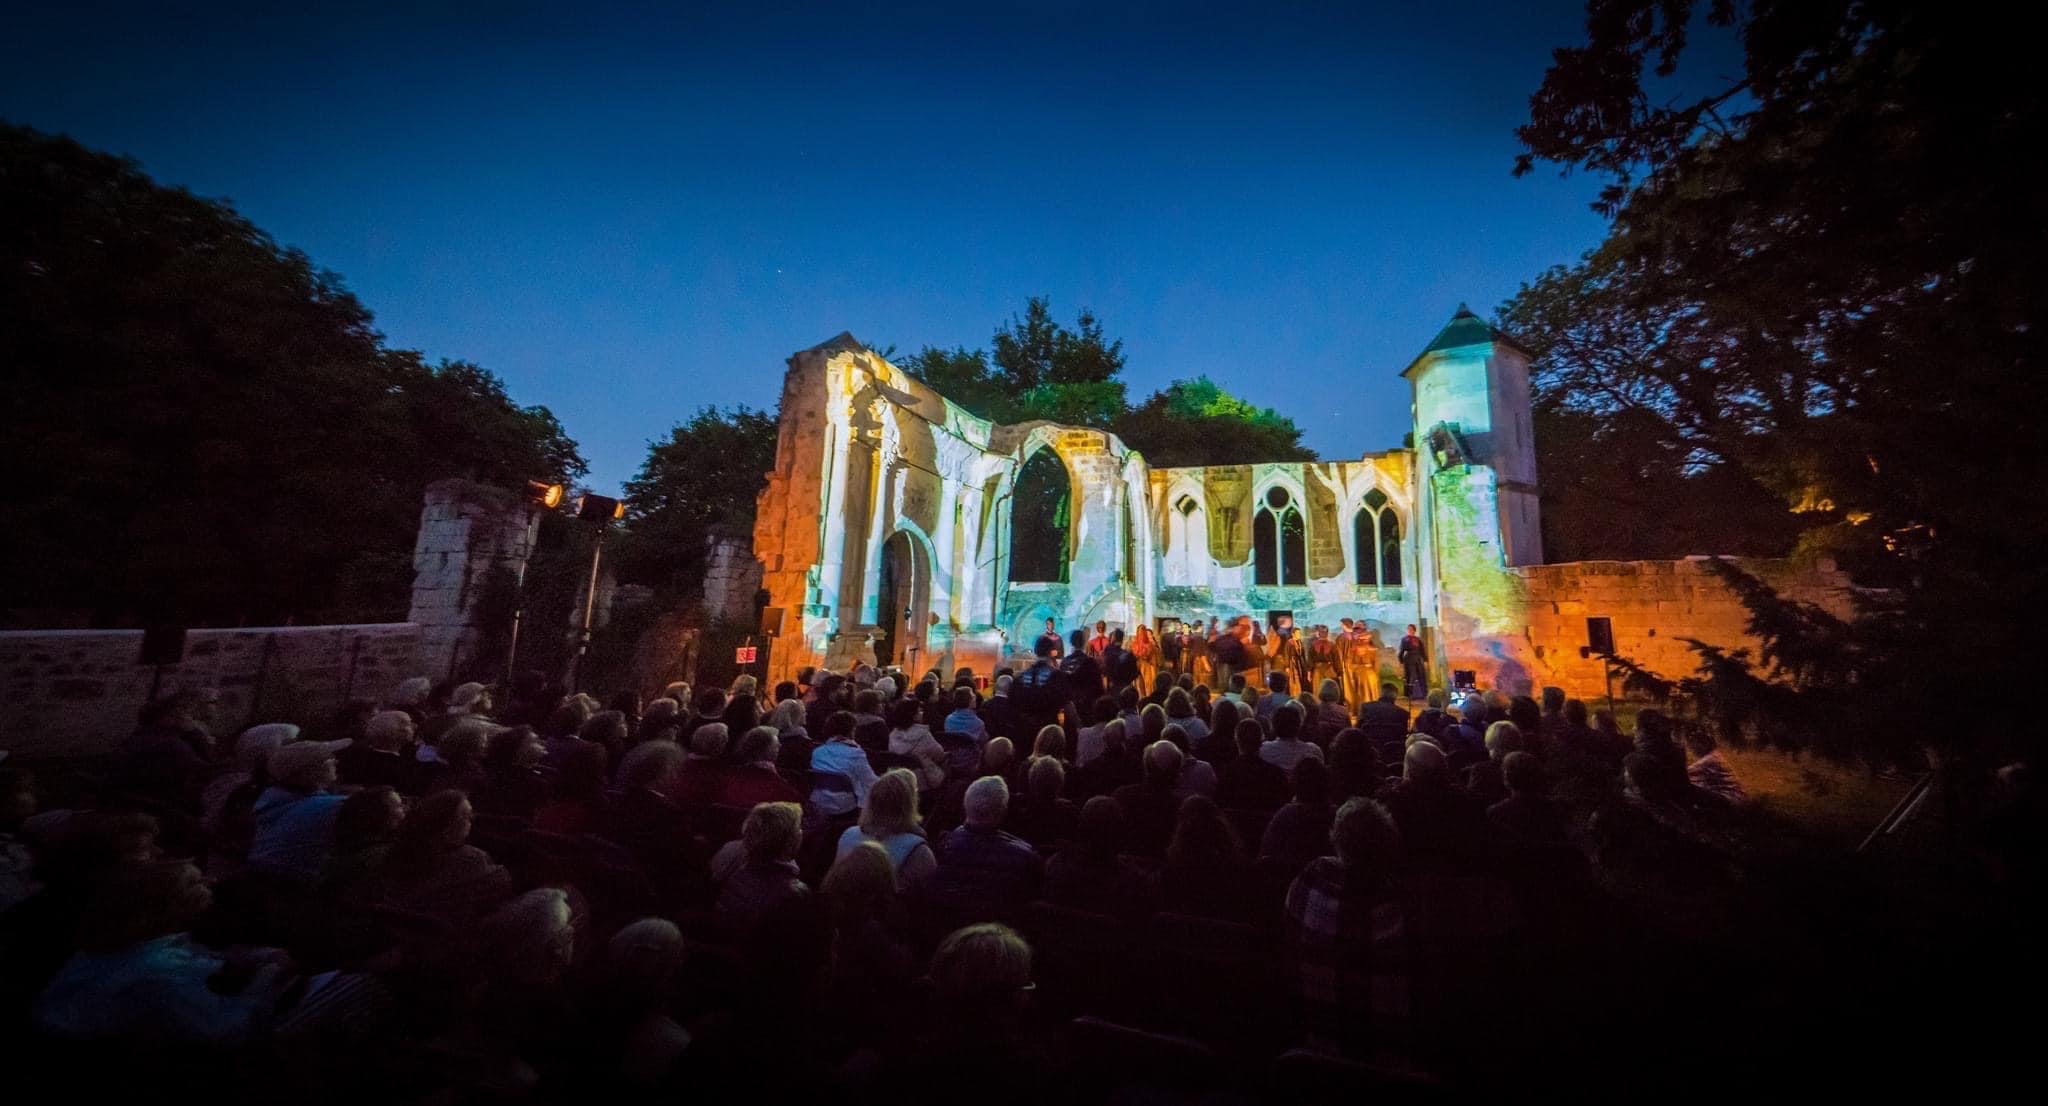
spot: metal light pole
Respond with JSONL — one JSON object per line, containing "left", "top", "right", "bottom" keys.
{"left": 507, "top": 482, "right": 565, "bottom": 684}
{"left": 567, "top": 493, "right": 625, "bottom": 693}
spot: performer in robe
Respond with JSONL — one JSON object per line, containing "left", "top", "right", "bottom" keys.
{"left": 1130, "top": 625, "right": 1159, "bottom": 692}
{"left": 1265, "top": 618, "right": 1304, "bottom": 690}
{"left": 1185, "top": 617, "right": 1215, "bottom": 689}
{"left": 1398, "top": 623, "right": 1429, "bottom": 702}
{"left": 1158, "top": 622, "right": 1183, "bottom": 678}
{"left": 1307, "top": 625, "right": 1343, "bottom": 700}
{"left": 1338, "top": 618, "right": 1379, "bottom": 708}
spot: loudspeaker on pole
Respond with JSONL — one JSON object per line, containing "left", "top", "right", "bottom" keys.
{"left": 1585, "top": 616, "right": 1615, "bottom": 656}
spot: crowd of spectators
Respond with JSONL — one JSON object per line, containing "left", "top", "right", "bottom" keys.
{"left": 1, "top": 623, "right": 2031, "bottom": 1101}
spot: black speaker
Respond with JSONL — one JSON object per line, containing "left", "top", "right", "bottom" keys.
{"left": 1586, "top": 616, "right": 1615, "bottom": 656}
{"left": 139, "top": 626, "right": 187, "bottom": 666}
{"left": 760, "top": 606, "right": 785, "bottom": 636}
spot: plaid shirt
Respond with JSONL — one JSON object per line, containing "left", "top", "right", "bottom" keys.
{"left": 1283, "top": 857, "right": 1412, "bottom": 1060}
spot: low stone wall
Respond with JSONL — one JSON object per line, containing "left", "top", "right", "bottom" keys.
{"left": 0, "top": 623, "right": 420, "bottom": 760}
{"left": 1480, "top": 556, "right": 1857, "bottom": 700}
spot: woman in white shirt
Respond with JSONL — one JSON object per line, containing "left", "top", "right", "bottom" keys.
{"left": 835, "top": 769, "right": 938, "bottom": 886}
{"left": 886, "top": 699, "right": 947, "bottom": 790}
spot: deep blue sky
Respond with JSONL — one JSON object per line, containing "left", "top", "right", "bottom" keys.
{"left": 4, "top": 1, "right": 1625, "bottom": 493}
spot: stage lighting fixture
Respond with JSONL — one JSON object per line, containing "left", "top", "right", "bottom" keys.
{"left": 525, "top": 480, "right": 567, "bottom": 509}
{"left": 575, "top": 493, "right": 626, "bottom": 521}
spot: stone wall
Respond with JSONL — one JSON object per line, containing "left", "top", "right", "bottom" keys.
{"left": 702, "top": 534, "right": 764, "bottom": 626}
{"left": 1472, "top": 556, "right": 1858, "bottom": 700}
{"left": 0, "top": 623, "right": 420, "bottom": 760}
{"left": 409, "top": 478, "right": 541, "bottom": 681}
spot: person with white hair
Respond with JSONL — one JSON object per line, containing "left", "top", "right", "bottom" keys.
{"left": 1111, "top": 741, "right": 1186, "bottom": 857}
{"left": 386, "top": 676, "right": 433, "bottom": 718}
{"left": 477, "top": 886, "right": 577, "bottom": 987}
{"left": 766, "top": 698, "right": 816, "bottom": 778}
{"left": 923, "top": 776, "right": 1043, "bottom": 922}
{"left": 247, "top": 738, "right": 353, "bottom": 880}
{"left": 202, "top": 723, "right": 300, "bottom": 829}
{"left": 1380, "top": 739, "right": 1487, "bottom": 870}
{"left": 710, "top": 802, "right": 808, "bottom": 924}
{"left": 719, "top": 725, "right": 802, "bottom": 807}
{"left": 417, "top": 680, "right": 490, "bottom": 750}
{"left": 1461, "top": 720, "right": 1524, "bottom": 806}
{"left": 674, "top": 722, "right": 731, "bottom": 807}
{"left": 339, "top": 711, "right": 416, "bottom": 792}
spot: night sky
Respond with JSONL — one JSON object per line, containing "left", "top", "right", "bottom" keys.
{"left": 3, "top": 1, "right": 1628, "bottom": 492}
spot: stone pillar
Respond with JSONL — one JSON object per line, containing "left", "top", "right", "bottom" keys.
{"left": 408, "top": 478, "right": 540, "bottom": 682}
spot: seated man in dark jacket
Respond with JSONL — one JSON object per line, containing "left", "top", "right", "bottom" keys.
{"left": 921, "top": 776, "right": 1044, "bottom": 924}
{"left": 1379, "top": 741, "right": 1487, "bottom": 872}
{"left": 1358, "top": 685, "right": 1412, "bottom": 761}
{"left": 1111, "top": 740, "right": 1185, "bottom": 857}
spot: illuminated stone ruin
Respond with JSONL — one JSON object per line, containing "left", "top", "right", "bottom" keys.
{"left": 747, "top": 309, "right": 1853, "bottom": 697}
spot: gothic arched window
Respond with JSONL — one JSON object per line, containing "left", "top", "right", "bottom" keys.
{"left": 1353, "top": 488, "right": 1403, "bottom": 588}
{"left": 1254, "top": 486, "right": 1306, "bottom": 586}
{"left": 1010, "top": 449, "right": 1071, "bottom": 583}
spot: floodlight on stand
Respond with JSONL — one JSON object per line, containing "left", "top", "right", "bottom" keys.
{"left": 525, "top": 480, "right": 566, "bottom": 509}
{"left": 575, "top": 493, "right": 626, "bottom": 521}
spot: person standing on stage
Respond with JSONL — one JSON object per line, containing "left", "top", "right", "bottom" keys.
{"left": 1130, "top": 625, "right": 1160, "bottom": 692}
{"left": 1035, "top": 618, "right": 1064, "bottom": 659}
{"left": 1338, "top": 619, "right": 1379, "bottom": 709}
{"left": 1398, "top": 624, "right": 1429, "bottom": 702}
{"left": 1186, "top": 618, "right": 1215, "bottom": 689}
{"left": 1308, "top": 625, "right": 1342, "bottom": 700}
{"left": 1266, "top": 619, "right": 1304, "bottom": 690}
{"left": 1158, "top": 622, "right": 1182, "bottom": 679}
{"left": 1211, "top": 617, "right": 1248, "bottom": 693}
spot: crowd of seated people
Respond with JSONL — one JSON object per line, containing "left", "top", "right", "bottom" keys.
{"left": 0, "top": 625, "right": 1918, "bottom": 1101}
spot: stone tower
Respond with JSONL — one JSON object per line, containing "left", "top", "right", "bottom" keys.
{"left": 1402, "top": 305, "right": 1542, "bottom": 680}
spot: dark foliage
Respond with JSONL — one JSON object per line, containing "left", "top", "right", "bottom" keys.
{"left": 1511, "top": 3, "right": 2045, "bottom": 774}
{"left": 0, "top": 123, "right": 582, "bottom": 626}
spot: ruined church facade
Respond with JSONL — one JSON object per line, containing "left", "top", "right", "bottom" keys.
{"left": 749, "top": 309, "right": 1853, "bottom": 697}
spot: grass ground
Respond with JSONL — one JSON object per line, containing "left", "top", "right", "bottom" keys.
{"left": 1594, "top": 697, "right": 1917, "bottom": 847}
{"left": 1715, "top": 744, "right": 1916, "bottom": 847}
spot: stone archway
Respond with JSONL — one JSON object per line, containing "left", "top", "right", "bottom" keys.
{"left": 877, "top": 529, "right": 933, "bottom": 671}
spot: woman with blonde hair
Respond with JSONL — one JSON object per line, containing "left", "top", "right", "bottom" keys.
{"left": 835, "top": 768, "right": 937, "bottom": 885}
{"left": 1029, "top": 724, "right": 1066, "bottom": 763}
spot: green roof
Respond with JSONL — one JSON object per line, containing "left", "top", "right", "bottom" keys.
{"left": 1400, "top": 304, "right": 1533, "bottom": 377}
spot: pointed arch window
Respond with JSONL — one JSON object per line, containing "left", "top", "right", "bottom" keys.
{"left": 1254, "top": 486, "right": 1306, "bottom": 586}
{"left": 1353, "top": 488, "right": 1403, "bottom": 588}
{"left": 1010, "top": 449, "right": 1071, "bottom": 583}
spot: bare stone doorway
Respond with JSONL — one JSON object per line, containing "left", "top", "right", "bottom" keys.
{"left": 877, "top": 530, "right": 931, "bottom": 672}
